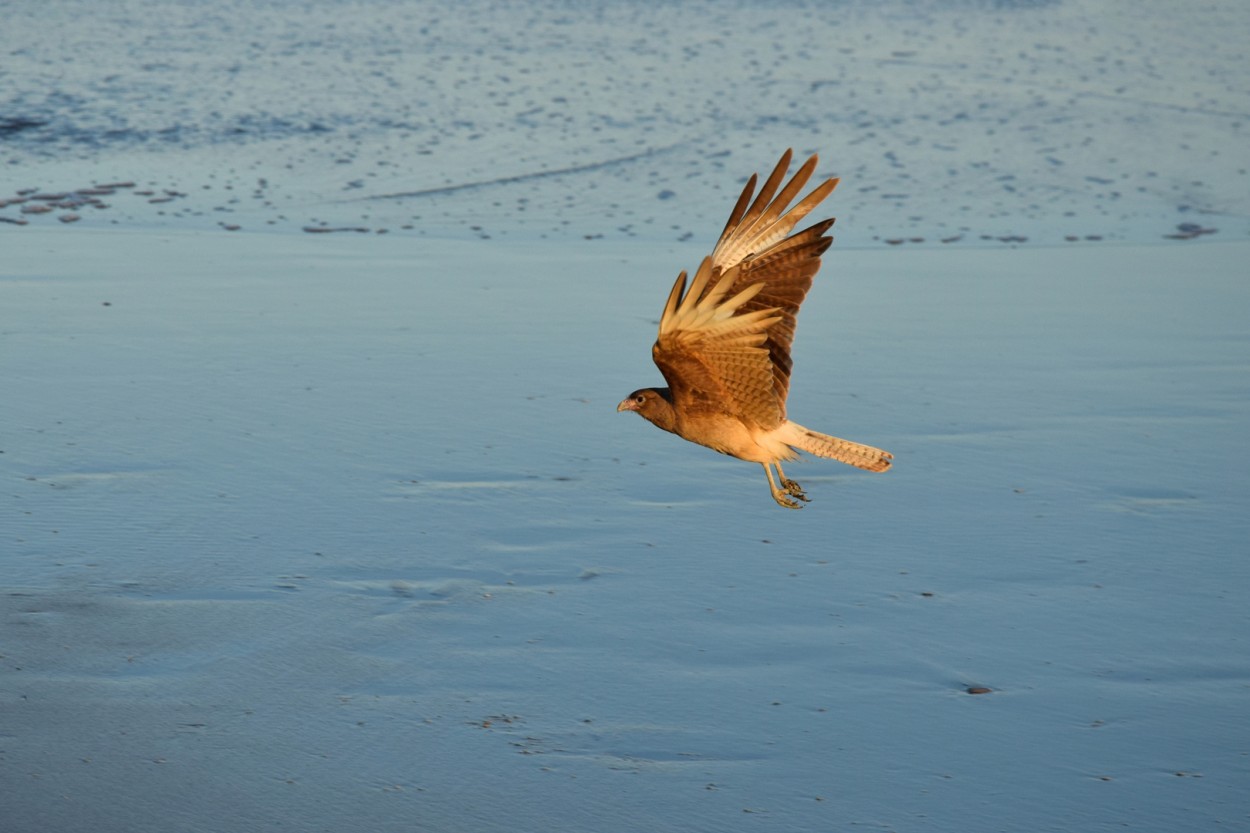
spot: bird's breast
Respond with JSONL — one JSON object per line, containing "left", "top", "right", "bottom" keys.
{"left": 673, "top": 412, "right": 797, "bottom": 464}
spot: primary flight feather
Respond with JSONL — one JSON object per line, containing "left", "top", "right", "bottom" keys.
{"left": 617, "top": 149, "right": 893, "bottom": 508}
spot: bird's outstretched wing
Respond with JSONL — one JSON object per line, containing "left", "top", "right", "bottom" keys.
{"left": 652, "top": 150, "right": 839, "bottom": 428}
{"left": 652, "top": 256, "right": 785, "bottom": 429}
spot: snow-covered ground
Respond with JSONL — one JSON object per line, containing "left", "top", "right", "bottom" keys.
{"left": 3, "top": 2, "right": 1249, "bottom": 831}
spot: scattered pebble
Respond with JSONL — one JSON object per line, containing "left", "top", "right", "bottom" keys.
{"left": 0, "top": 181, "right": 163, "bottom": 228}
{"left": 0, "top": 185, "right": 1231, "bottom": 247}
{"left": 1164, "top": 223, "right": 1217, "bottom": 240}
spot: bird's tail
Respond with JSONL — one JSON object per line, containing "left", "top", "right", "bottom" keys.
{"left": 784, "top": 422, "right": 893, "bottom": 472}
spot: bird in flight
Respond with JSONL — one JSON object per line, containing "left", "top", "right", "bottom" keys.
{"left": 617, "top": 149, "right": 892, "bottom": 508}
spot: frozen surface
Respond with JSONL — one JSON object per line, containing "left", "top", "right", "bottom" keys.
{"left": 3, "top": 1, "right": 1250, "bottom": 832}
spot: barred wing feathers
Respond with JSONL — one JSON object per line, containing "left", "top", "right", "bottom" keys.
{"left": 652, "top": 150, "right": 840, "bottom": 425}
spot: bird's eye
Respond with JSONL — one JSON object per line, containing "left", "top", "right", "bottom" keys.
{"left": 635, "top": 394, "right": 646, "bottom": 404}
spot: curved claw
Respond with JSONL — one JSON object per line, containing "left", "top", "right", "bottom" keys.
{"left": 771, "top": 488, "right": 805, "bottom": 509}
{"left": 764, "top": 463, "right": 811, "bottom": 509}
{"left": 780, "top": 478, "right": 808, "bottom": 500}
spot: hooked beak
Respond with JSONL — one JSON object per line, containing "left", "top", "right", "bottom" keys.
{"left": 616, "top": 397, "right": 638, "bottom": 413}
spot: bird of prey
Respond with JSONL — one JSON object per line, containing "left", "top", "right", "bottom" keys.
{"left": 617, "top": 149, "right": 892, "bottom": 508}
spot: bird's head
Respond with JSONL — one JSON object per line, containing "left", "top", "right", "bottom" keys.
{"left": 617, "top": 388, "right": 660, "bottom": 413}
{"left": 616, "top": 388, "right": 676, "bottom": 432}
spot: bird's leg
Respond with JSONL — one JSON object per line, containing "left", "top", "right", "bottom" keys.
{"left": 763, "top": 463, "right": 806, "bottom": 509}
{"left": 774, "top": 461, "right": 809, "bottom": 501}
